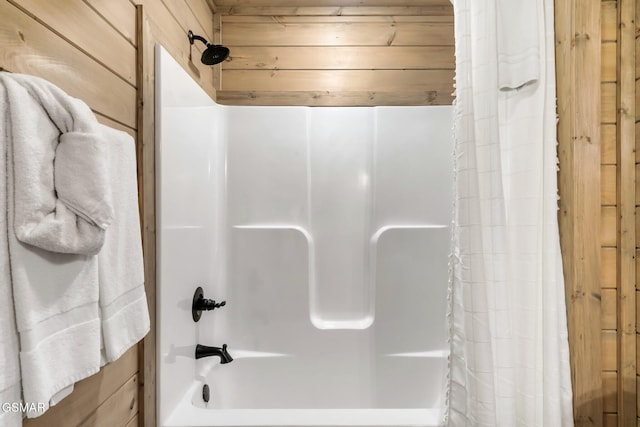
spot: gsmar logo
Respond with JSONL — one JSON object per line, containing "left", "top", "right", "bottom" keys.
{"left": 2, "top": 402, "right": 46, "bottom": 413}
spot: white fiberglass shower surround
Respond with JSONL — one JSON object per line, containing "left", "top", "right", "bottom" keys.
{"left": 156, "top": 46, "right": 453, "bottom": 427}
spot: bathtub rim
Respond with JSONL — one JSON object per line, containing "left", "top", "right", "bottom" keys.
{"left": 165, "top": 406, "right": 444, "bottom": 427}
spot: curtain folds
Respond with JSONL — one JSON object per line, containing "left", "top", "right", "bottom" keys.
{"left": 446, "top": 0, "right": 574, "bottom": 425}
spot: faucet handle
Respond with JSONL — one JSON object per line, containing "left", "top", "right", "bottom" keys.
{"left": 192, "top": 286, "right": 226, "bottom": 322}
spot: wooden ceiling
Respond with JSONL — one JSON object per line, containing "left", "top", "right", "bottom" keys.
{"left": 212, "top": 0, "right": 452, "bottom": 8}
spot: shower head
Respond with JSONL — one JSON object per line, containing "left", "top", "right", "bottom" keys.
{"left": 188, "top": 30, "right": 230, "bottom": 65}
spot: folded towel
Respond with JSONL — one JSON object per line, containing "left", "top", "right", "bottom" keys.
{"left": 496, "top": 0, "right": 541, "bottom": 90}
{"left": 1, "top": 73, "right": 102, "bottom": 418}
{"left": 1, "top": 72, "right": 113, "bottom": 255}
{"left": 97, "top": 125, "right": 149, "bottom": 363}
{"left": 0, "top": 82, "right": 23, "bottom": 427}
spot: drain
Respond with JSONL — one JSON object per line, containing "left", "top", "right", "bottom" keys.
{"left": 202, "top": 384, "right": 210, "bottom": 403}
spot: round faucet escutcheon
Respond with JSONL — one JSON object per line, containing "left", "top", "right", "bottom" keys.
{"left": 192, "top": 286, "right": 226, "bottom": 322}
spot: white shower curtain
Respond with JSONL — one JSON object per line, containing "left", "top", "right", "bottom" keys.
{"left": 447, "top": 0, "right": 574, "bottom": 426}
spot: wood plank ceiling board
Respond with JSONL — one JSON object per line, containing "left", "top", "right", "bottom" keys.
{"left": 214, "top": 0, "right": 452, "bottom": 6}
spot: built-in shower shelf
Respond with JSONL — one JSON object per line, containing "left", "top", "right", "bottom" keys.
{"left": 385, "top": 350, "right": 450, "bottom": 358}
{"left": 370, "top": 224, "right": 448, "bottom": 245}
{"left": 232, "top": 224, "right": 313, "bottom": 243}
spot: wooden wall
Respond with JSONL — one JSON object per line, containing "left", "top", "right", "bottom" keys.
{"left": 600, "top": 0, "right": 637, "bottom": 424}
{"left": 215, "top": 2, "right": 454, "bottom": 106}
{"left": 0, "top": 1, "right": 215, "bottom": 426}
{"left": 556, "top": 0, "right": 639, "bottom": 425}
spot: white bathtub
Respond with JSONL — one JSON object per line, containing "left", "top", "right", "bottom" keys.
{"left": 156, "top": 45, "right": 452, "bottom": 427}
{"left": 166, "top": 352, "right": 447, "bottom": 426}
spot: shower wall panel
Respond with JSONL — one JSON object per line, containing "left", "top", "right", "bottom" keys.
{"left": 157, "top": 45, "right": 453, "bottom": 426}
{"left": 225, "top": 105, "right": 452, "bottom": 331}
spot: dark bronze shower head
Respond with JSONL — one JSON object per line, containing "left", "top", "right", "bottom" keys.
{"left": 188, "top": 30, "right": 230, "bottom": 65}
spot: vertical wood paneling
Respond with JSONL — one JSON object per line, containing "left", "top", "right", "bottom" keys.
{"left": 137, "top": 8, "right": 156, "bottom": 427}
{"left": 617, "top": 0, "right": 637, "bottom": 424}
{"left": 603, "top": 0, "right": 621, "bottom": 424}
{"left": 555, "top": 0, "right": 604, "bottom": 425}
{"left": 636, "top": 0, "right": 640, "bottom": 423}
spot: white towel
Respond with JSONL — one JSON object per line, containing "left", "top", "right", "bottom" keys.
{"left": 0, "top": 82, "right": 23, "bottom": 427}
{"left": 2, "top": 72, "right": 113, "bottom": 256}
{"left": 98, "top": 125, "right": 149, "bottom": 363}
{"left": 496, "top": 0, "right": 541, "bottom": 90}
{"left": 1, "top": 73, "right": 102, "bottom": 418}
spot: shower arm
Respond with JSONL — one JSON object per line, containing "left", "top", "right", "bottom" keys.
{"left": 188, "top": 30, "right": 210, "bottom": 47}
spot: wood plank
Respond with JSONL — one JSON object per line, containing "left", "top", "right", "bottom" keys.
{"left": 216, "top": 89, "right": 454, "bottom": 106}
{"left": 638, "top": 333, "right": 640, "bottom": 375}
{"left": 602, "top": 247, "right": 617, "bottom": 288}
{"left": 125, "top": 414, "right": 139, "bottom": 427}
{"left": 84, "top": 0, "right": 137, "bottom": 46}
{"left": 602, "top": 288, "right": 617, "bottom": 329}
{"left": 137, "top": 8, "right": 157, "bottom": 427}
{"left": 224, "top": 46, "right": 455, "bottom": 70}
{"left": 95, "top": 112, "right": 137, "bottom": 139}
{"left": 221, "top": 22, "right": 454, "bottom": 46}
{"left": 215, "top": 89, "right": 453, "bottom": 106}
{"left": 602, "top": 164, "right": 617, "bottom": 206}
{"left": 602, "top": 42, "right": 617, "bottom": 83}
{"left": 637, "top": 79, "right": 640, "bottom": 120}
{"left": 221, "top": 69, "right": 454, "bottom": 92}
{"left": 638, "top": 332, "right": 640, "bottom": 418}
{"left": 636, "top": 122, "right": 640, "bottom": 163}
{"left": 637, "top": 165, "right": 640, "bottom": 208}
{"left": 616, "top": 0, "right": 637, "bottom": 423}
{"left": 603, "top": 206, "right": 618, "bottom": 247}
{"left": 219, "top": 5, "right": 454, "bottom": 16}
{"left": 605, "top": 413, "right": 618, "bottom": 427}
{"left": 637, "top": 79, "right": 640, "bottom": 118}
{"left": 602, "top": 123, "right": 617, "bottom": 165}
{"left": 637, "top": 291, "right": 640, "bottom": 331}
{"left": 182, "top": 0, "right": 217, "bottom": 41}
{"left": 214, "top": 12, "right": 222, "bottom": 90}
{"left": 77, "top": 374, "right": 138, "bottom": 427}
{"left": 222, "top": 14, "right": 454, "bottom": 23}
{"left": 216, "top": 0, "right": 453, "bottom": 6}
{"left": 604, "top": 371, "right": 619, "bottom": 413}
{"left": 0, "top": 1, "right": 136, "bottom": 127}
{"left": 636, "top": 35, "right": 640, "bottom": 83}
{"left": 603, "top": 1, "right": 618, "bottom": 42}
{"left": 160, "top": 0, "right": 214, "bottom": 42}
{"left": 636, "top": 207, "right": 640, "bottom": 244}
{"left": 603, "top": 330, "right": 618, "bottom": 371}
{"left": 23, "top": 347, "right": 138, "bottom": 427}
{"left": 603, "top": 82, "right": 617, "bottom": 124}
{"left": 9, "top": 0, "right": 136, "bottom": 85}
{"left": 555, "top": 0, "right": 604, "bottom": 424}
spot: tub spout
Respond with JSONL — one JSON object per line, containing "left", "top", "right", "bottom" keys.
{"left": 195, "top": 343, "right": 233, "bottom": 363}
